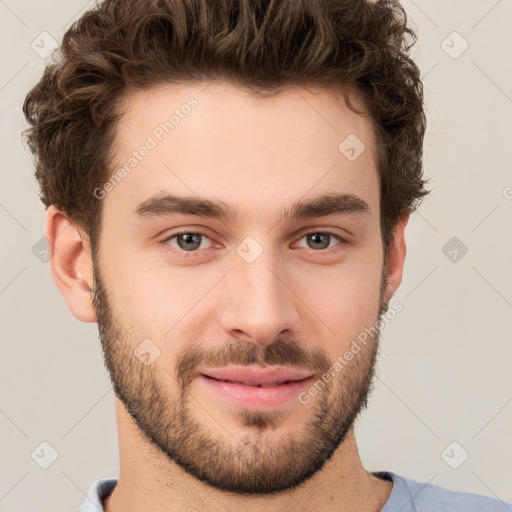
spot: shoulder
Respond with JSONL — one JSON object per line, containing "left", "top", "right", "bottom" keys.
{"left": 74, "top": 478, "right": 117, "bottom": 512}
{"left": 376, "top": 471, "right": 512, "bottom": 512}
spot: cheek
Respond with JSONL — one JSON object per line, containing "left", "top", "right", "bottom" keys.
{"left": 105, "top": 253, "right": 222, "bottom": 342}
{"left": 302, "top": 271, "right": 381, "bottom": 329}
{"left": 292, "top": 245, "right": 383, "bottom": 351}
{"left": 99, "top": 218, "right": 383, "bottom": 354}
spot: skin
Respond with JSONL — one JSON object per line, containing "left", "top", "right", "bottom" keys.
{"left": 46, "top": 81, "right": 408, "bottom": 511}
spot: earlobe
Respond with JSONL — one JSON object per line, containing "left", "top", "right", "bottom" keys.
{"left": 382, "top": 212, "right": 410, "bottom": 306}
{"left": 45, "top": 205, "right": 97, "bottom": 323}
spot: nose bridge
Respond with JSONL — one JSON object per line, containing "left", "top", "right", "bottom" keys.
{"left": 218, "top": 237, "right": 300, "bottom": 344}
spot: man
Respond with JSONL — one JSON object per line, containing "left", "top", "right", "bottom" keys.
{"left": 22, "top": 0, "right": 510, "bottom": 510}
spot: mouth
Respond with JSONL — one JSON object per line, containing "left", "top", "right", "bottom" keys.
{"left": 201, "top": 375, "right": 311, "bottom": 387}
{"left": 198, "top": 365, "right": 313, "bottom": 387}
{"left": 196, "top": 367, "right": 315, "bottom": 410}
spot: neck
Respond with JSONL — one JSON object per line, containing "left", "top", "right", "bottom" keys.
{"left": 104, "top": 402, "right": 392, "bottom": 512}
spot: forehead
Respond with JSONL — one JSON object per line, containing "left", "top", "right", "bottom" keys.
{"left": 105, "top": 81, "right": 380, "bottom": 225}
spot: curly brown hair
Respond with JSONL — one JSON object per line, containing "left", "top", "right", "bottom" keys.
{"left": 22, "top": 0, "right": 430, "bottom": 263}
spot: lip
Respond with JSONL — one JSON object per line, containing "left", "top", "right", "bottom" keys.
{"left": 198, "top": 366, "right": 313, "bottom": 386}
{"left": 196, "top": 366, "right": 314, "bottom": 410}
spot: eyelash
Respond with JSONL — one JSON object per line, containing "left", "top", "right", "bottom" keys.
{"left": 159, "top": 229, "right": 346, "bottom": 257}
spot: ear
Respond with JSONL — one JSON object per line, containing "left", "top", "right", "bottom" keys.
{"left": 382, "top": 212, "right": 410, "bottom": 306}
{"left": 45, "top": 205, "right": 97, "bottom": 323}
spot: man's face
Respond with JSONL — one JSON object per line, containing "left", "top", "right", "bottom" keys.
{"left": 91, "top": 81, "right": 390, "bottom": 494}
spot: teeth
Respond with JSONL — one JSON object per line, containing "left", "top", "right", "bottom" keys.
{"left": 218, "top": 379, "right": 287, "bottom": 387}
{"left": 245, "top": 381, "right": 291, "bottom": 387}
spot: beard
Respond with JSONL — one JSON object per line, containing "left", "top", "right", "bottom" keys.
{"left": 92, "top": 253, "right": 388, "bottom": 496}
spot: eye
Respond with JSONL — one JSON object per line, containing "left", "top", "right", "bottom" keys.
{"left": 160, "top": 229, "right": 346, "bottom": 256}
{"left": 294, "top": 231, "right": 345, "bottom": 251}
{"left": 162, "top": 231, "right": 214, "bottom": 253}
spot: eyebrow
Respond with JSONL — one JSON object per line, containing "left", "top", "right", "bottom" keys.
{"left": 132, "top": 191, "right": 371, "bottom": 223}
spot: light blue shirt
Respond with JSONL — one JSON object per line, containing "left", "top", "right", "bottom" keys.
{"left": 75, "top": 471, "right": 511, "bottom": 511}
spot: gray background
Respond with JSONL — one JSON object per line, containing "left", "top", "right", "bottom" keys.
{"left": 1, "top": 0, "right": 511, "bottom": 510}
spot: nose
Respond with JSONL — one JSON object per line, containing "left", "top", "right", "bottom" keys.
{"left": 218, "top": 243, "right": 301, "bottom": 346}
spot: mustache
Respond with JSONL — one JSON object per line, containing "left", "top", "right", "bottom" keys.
{"left": 175, "top": 337, "right": 332, "bottom": 389}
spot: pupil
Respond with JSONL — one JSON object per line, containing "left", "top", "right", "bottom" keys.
{"left": 309, "top": 233, "right": 329, "bottom": 250}
{"left": 176, "top": 233, "right": 330, "bottom": 251}
{"left": 178, "top": 233, "right": 201, "bottom": 250}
